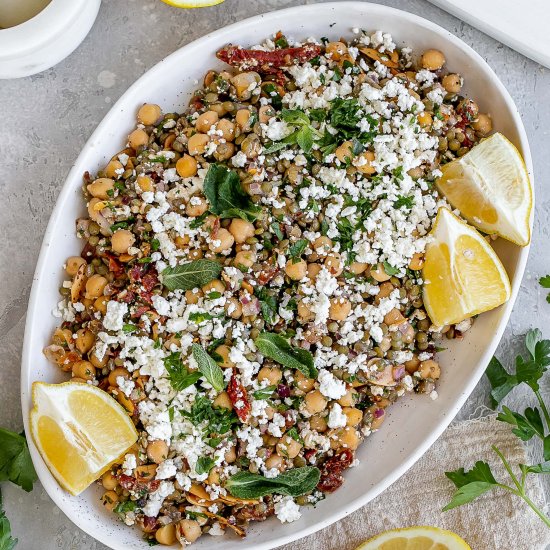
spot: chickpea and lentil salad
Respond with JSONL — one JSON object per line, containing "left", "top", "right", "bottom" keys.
{"left": 44, "top": 29, "right": 492, "bottom": 546}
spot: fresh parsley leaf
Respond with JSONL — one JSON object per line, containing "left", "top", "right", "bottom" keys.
{"left": 254, "top": 332, "right": 317, "bottom": 379}
{"left": 183, "top": 396, "right": 238, "bottom": 437}
{"left": 114, "top": 500, "right": 137, "bottom": 514}
{"left": 286, "top": 427, "right": 303, "bottom": 444}
{"left": 189, "top": 211, "right": 208, "bottom": 229}
{"left": 0, "top": 429, "right": 37, "bottom": 492}
{"left": 309, "top": 108, "right": 327, "bottom": 122}
{"left": 271, "top": 222, "right": 284, "bottom": 240}
{"left": 150, "top": 238, "right": 160, "bottom": 252}
{"left": 393, "top": 195, "right": 415, "bottom": 209}
{"left": 203, "top": 164, "right": 262, "bottom": 222}
{"left": 195, "top": 457, "right": 216, "bottom": 475}
{"left": 540, "top": 276, "right": 550, "bottom": 303}
{"left": 520, "top": 462, "right": 550, "bottom": 475}
{"left": 486, "top": 356, "right": 518, "bottom": 407}
{"left": 163, "top": 353, "right": 201, "bottom": 392}
{"left": 383, "top": 261, "right": 399, "bottom": 276}
{"left": 225, "top": 466, "right": 320, "bottom": 499}
{"left": 122, "top": 323, "right": 137, "bottom": 333}
{"left": 161, "top": 259, "right": 222, "bottom": 291}
{"left": 188, "top": 311, "right": 219, "bottom": 324}
{"left": 497, "top": 406, "right": 544, "bottom": 441}
{"left": 288, "top": 239, "right": 308, "bottom": 262}
{"left": 256, "top": 288, "right": 278, "bottom": 325}
{"left": 0, "top": 491, "right": 17, "bottom": 550}
{"left": 443, "top": 461, "right": 498, "bottom": 511}
{"left": 253, "top": 385, "right": 277, "bottom": 400}
{"left": 191, "top": 344, "right": 225, "bottom": 392}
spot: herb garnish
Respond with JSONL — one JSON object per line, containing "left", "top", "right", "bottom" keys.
{"left": 255, "top": 288, "right": 278, "bottom": 325}
{"left": 161, "top": 259, "right": 222, "bottom": 291}
{"left": 183, "top": 396, "right": 238, "bottom": 437}
{"left": 254, "top": 332, "right": 317, "bottom": 379}
{"left": 539, "top": 275, "right": 550, "bottom": 304}
{"left": 203, "top": 164, "right": 263, "bottom": 222}
{"left": 225, "top": 466, "right": 320, "bottom": 499}
{"left": 191, "top": 344, "right": 226, "bottom": 392}
{"left": 0, "top": 491, "right": 16, "bottom": 550}
{"left": 288, "top": 239, "right": 308, "bottom": 263}
{"left": 163, "top": 353, "right": 201, "bottom": 392}
{"left": 195, "top": 457, "right": 216, "bottom": 475}
{"left": 0, "top": 429, "right": 37, "bottom": 492}
{"left": 253, "top": 385, "right": 277, "bottom": 400}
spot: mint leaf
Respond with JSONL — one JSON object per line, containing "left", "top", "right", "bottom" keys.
{"left": 280, "top": 108, "right": 310, "bottom": 125}
{"left": 225, "top": 466, "right": 320, "bottom": 499}
{"left": 195, "top": 457, "right": 216, "bottom": 475}
{"left": 161, "top": 259, "right": 222, "bottom": 291}
{"left": 0, "top": 429, "right": 37, "bottom": 492}
{"left": 255, "top": 332, "right": 317, "bottom": 378}
{"left": 163, "top": 353, "right": 201, "bottom": 392}
{"left": 203, "top": 164, "right": 262, "bottom": 222}
{"left": 191, "top": 344, "right": 225, "bottom": 392}
{"left": 256, "top": 288, "right": 278, "bottom": 325}
{"left": 253, "top": 385, "right": 277, "bottom": 400}
{"left": 486, "top": 356, "right": 517, "bottom": 407}
{"left": 0, "top": 491, "right": 17, "bottom": 550}
{"left": 296, "top": 126, "right": 314, "bottom": 153}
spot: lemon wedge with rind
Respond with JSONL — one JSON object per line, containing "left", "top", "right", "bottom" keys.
{"left": 30, "top": 381, "right": 138, "bottom": 496}
{"left": 437, "top": 132, "right": 532, "bottom": 246}
{"left": 160, "top": 0, "right": 224, "bottom": 8}
{"left": 355, "top": 526, "right": 471, "bottom": 550}
{"left": 422, "top": 207, "right": 511, "bottom": 327}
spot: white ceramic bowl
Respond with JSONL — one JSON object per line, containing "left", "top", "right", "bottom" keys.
{"left": 0, "top": 0, "right": 101, "bottom": 79}
{"left": 21, "top": 3, "right": 533, "bottom": 549}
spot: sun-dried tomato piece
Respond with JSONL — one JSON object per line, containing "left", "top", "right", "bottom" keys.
{"left": 103, "top": 253, "right": 125, "bottom": 278}
{"left": 217, "top": 43, "right": 321, "bottom": 74}
{"left": 117, "top": 473, "right": 160, "bottom": 493}
{"left": 317, "top": 449, "right": 354, "bottom": 493}
{"left": 227, "top": 369, "right": 251, "bottom": 422}
{"left": 317, "top": 471, "right": 344, "bottom": 493}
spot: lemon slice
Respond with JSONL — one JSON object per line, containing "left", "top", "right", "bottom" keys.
{"left": 160, "top": 0, "right": 224, "bottom": 8}
{"left": 356, "top": 526, "right": 471, "bottom": 550}
{"left": 436, "top": 132, "right": 532, "bottom": 246}
{"left": 30, "top": 381, "right": 138, "bottom": 496}
{"left": 422, "top": 207, "right": 511, "bottom": 327}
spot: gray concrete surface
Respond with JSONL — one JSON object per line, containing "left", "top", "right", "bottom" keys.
{"left": 1, "top": 0, "right": 549, "bottom": 548}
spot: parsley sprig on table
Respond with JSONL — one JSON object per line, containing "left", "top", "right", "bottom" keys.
{"left": 540, "top": 275, "right": 550, "bottom": 303}
{"left": 443, "top": 329, "right": 550, "bottom": 528}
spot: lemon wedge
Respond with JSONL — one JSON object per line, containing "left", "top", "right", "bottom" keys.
{"left": 436, "top": 132, "right": 532, "bottom": 246}
{"left": 160, "top": 0, "right": 224, "bottom": 8}
{"left": 422, "top": 207, "right": 511, "bottom": 327}
{"left": 356, "top": 526, "right": 471, "bottom": 550}
{"left": 30, "top": 381, "right": 138, "bottom": 495}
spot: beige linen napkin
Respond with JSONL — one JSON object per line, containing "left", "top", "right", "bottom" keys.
{"left": 280, "top": 416, "right": 550, "bottom": 550}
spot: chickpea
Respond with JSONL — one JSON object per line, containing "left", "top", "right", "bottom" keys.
{"left": 335, "top": 140, "right": 354, "bottom": 163}
{"left": 417, "top": 112, "right": 432, "bottom": 128}
{"left": 195, "top": 110, "right": 219, "bottom": 133}
{"left": 349, "top": 261, "right": 368, "bottom": 275}
{"left": 128, "top": 128, "right": 149, "bottom": 149}
{"left": 176, "top": 154, "right": 198, "bottom": 178}
{"left": 85, "top": 274, "right": 107, "bottom": 299}
{"left": 228, "top": 218, "right": 255, "bottom": 244}
{"left": 295, "top": 370, "right": 315, "bottom": 392}
{"left": 259, "top": 105, "right": 275, "bottom": 123}
{"left": 135, "top": 464, "right": 157, "bottom": 481}
{"left": 108, "top": 367, "right": 130, "bottom": 387}
{"left": 325, "top": 253, "right": 343, "bottom": 276}
{"left": 185, "top": 289, "right": 202, "bottom": 304}
{"left": 330, "top": 426, "right": 360, "bottom": 450}
{"left": 101, "top": 471, "right": 118, "bottom": 490}
{"left": 297, "top": 300, "right": 315, "bottom": 322}
{"left": 258, "top": 366, "right": 282, "bottom": 385}
{"left": 240, "top": 133, "right": 261, "bottom": 158}
{"left": 384, "top": 308, "right": 405, "bottom": 326}
{"left": 371, "top": 408, "right": 386, "bottom": 431}
{"left": 187, "top": 133, "right": 210, "bottom": 156}
{"left": 178, "top": 520, "right": 203, "bottom": 545}
{"left": 421, "top": 49, "right": 446, "bottom": 70}
{"left": 101, "top": 490, "right": 119, "bottom": 511}
{"left": 231, "top": 71, "right": 261, "bottom": 100}
{"left": 216, "top": 118, "right": 236, "bottom": 141}
{"left": 202, "top": 279, "right": 225, "bottom": 294}
{"left": 214, "top": 391, "right": 233, "bottom": 409}
{"left": 233, "top": 250, "right": 256, "bottom": 269}
{"left": 208, "top": 467, "right": 220, "bottom": 485}
{"left": 111, "top": 229, "right": 136, "bottom": 254}
{"left": 337, "top": 388, "right": 357, "bottom": 407}
{"left": 214, "top": 345, "right": 235, "bottom": 369}
{"left": 235, "top": 108, "right": 252, "bottom": 129}
{"left": 90, "top": 348, "right": 108, "bottom": 369}
{"left": 307, "top": 263, "right": 322, "bottom": 281}
{"left": 356, "top": 150, "right": 376, "bottom": 174}
{"left": 75, "top": 329, "right": 94, "bottom": 354}
{"left": 147, "top": 440, "right": 169, "bottom": 464}
{"left": 224, "top": 297, "right": 243, "bottom": 319}
{"left": 214, "top": 142, "right": 235, "bottom": 162}
{"left": 276, "top": 435, "right": 302, "bottom": 459}
{"left": 472, "top": 113, "right": 492, "bottom": 136}
{"left": 65, "top": 256, "right": 86, "bottom": 276}
{"left": 326, "top": 41, "right": 348, "bottom": 61}
{"left": 408, "top": 252, "right": 424, "bottom": 270}
{"left": 370, "top": 262, "right": 391, "bottom": 282}
{"left": 209, "top": 228, "right": 235, "bottom": 253}
{"left": 105, "top": 160, "right": 123, "bottom": 179}
{"left": 343, "top": 407, "right": 363, "bottom": 426}
{"left": 72, "top": 360, "right": 95, "bottom": 380}
{"left": 313, "top": 235, "right": 333, "bottom": 255}
{"left": 329, "top": 298, "right": 352, "bottom": 321}
{"left": 265, "top": 454, "right": 285, "bottom": 471}
{"left": 442, "top": 73, "right": 462, "bottom": 93}
{"left": 188, "top": 249, "right": 204, "bottom": 260}
{"left": 419, "top": 359, "right": 441, "bottom": 380}
{"left": 87, "top": 178, "right": 115, "bottom": 200}
{"left": 224, "top": 445, "right": 237, "bottom": 463}
{"left": 405, "top": 355, "right": 421, "bottom": 374}
{"left": 185, "top": 196, "right": 208, "bottom": 217}
{"left": 285, "top": 259, "right": 307, "bottom": 281}
{"left": 136, "top": 174, "right": 154, "bottom": 192}
{"left": 305, "top": 390, "right": 328, "bottom": 414}
{"left": 155, "top": 523, "right": 177, "bottom": 546}
{"left": 137, "top": 103, "right": 162, "bottom": 126}
{"left": 375, "top": 281, "right": 394, "bottom": 304}
{"left": 309, "top": 414, "right": 328, "bottom": 432}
